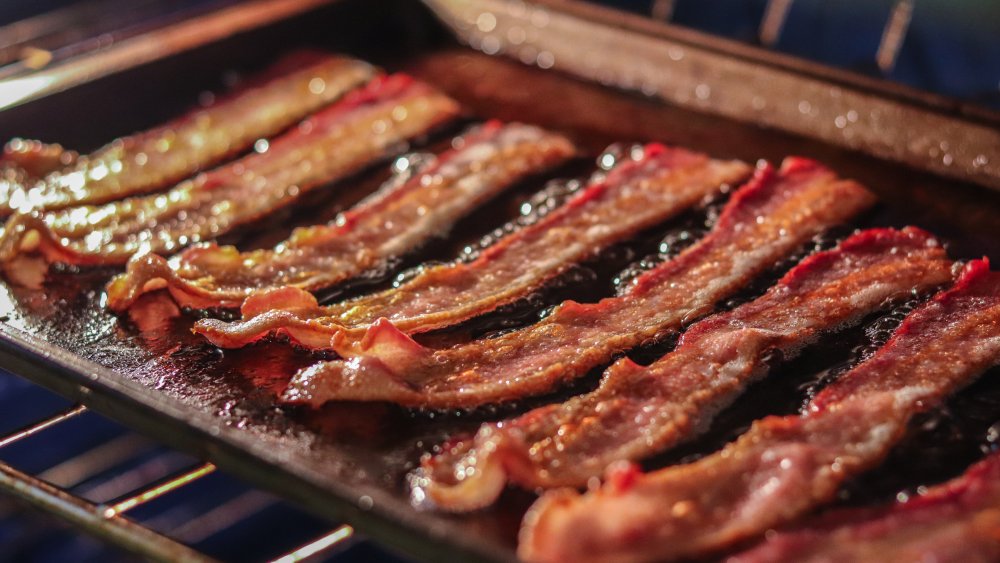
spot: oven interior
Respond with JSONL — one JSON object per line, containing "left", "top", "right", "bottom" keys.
{"left": 0, "top": 1, "right": 999, "bottom": 561}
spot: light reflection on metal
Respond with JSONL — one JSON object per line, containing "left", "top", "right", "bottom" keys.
{"left": 0, "top": 74, "right": 58, "bottom": 111}
{"left": 19, "top": 47, "right": 53, "bottom": 70}
{"left": 270, "top": 525, "right": 355, "bottom": 563}
{"left": 759, "top": 0, "right": 795, "bottom": 47}
{"left": 38, "top": 433, "right": 155, "bottom": 488}
{"left": 103, "top": 462, "right": 217, "bottom": 517}
{"left": 876, "top": 0, "right": 914, "bottom": 74}
{"left": 0, "top": 459, "right": 215, "bottom": 562}
{"left": 0, "top": 404, "right": 87, "bottom": 448}
{"left": 0, "top": 0, "right": 334, "bottom": 112}
{"left": 650, "top": 0, "right": 677, "bottom": 22}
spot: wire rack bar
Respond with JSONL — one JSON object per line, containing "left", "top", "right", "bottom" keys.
{"left": 758, "top": 0, "right": 795, "bottom": 46}
{"left": 0, "top": 403, "right": 356, "bottom": 562}
{"left": 103, "top": 462, "right": 217, "bottom": 517}
{"left": 876, "top": 0, "right": 914, "bottom": 73}
{"left": 0, "top": 405, "right": 221, "bottom": 560}
{"left": 0, "top": 404, "right": 88, "bottom": 448}
{"left": 0, "top": 459, "right": 216, "bottom": 563}
{"left": 37, "top": 433, "right": 155, "bottom": 488}
{"left": 269, "top": 525, "right": 355, "bottom": 563}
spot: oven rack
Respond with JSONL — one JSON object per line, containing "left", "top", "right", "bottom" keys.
{"left": 0, "top": 397, "right": 357, "bottom": 562}
{"left": 651, "top": 0, "right": 915, "bottom": 74}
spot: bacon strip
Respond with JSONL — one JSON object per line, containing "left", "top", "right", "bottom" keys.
{"left": 518, "top": 259, "right": 1000, "bottom": 563}
{"left": 0, "top": 75, "right": 460, "bottom": 269}
{"left": 0, "top": 55, "right": 376, "bottom": 215}
{"left": 2, "top": 139, "right": 77, "bottom": 180}
{"left": 104, "top": 122, "right": 573, "bottom": 311}
{"left": 414, "top": 227, "right": 955, "bottom": 511}
{"left": 281, "top": 157, "right": 876, "bottom": 408}
{"left": 729, "top": 451, "right": 1000, "bottom": 563}
{"left": 194, "top": 144, "right": 751, "bottom": 348}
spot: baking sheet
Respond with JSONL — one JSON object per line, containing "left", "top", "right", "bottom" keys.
{"left": 1, "top": 1, "right": 999, "bottom": 561}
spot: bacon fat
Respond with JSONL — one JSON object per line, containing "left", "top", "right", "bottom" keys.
{"left": 0, "top": 74, "right": 460, "bottom": 272}
{"left": 281, "top": 157, "right": 876, "bottom": 408}
{"left": 0, "top": 55, "right": 376, "bottom": 215}
{"left": 104, "top": 121, "right": 573, "bottom": 311}
{"left": 194, "top": 144, "right": 750, "bottom": 348}
{"left": 518, "top": 259, "right": 1000, "bottom": 563}
{"left": 415, "top": 227, "right": 955, "bottom": 511}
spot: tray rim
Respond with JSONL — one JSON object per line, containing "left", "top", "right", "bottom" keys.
{"left": 527, "top": 0, "right": 1000, "bottom": 126}
{"left": 0, "top": 0, "right": 339, "bottom": 112}
{"left": 426, "top": 0, "right": 1000, "bottom": 191}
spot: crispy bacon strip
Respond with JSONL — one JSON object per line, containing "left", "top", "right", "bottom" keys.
{"left": 0, "top": 55, "right": 376, "bottom": 214}
{"left": 104, "top": 122, "right": 574, "bottom": 311}
{"left": 730, "top": 451, "right": 1000, "bottom": 563}
{"left": 0, "top": 75, "right": 460, "bottom": 269}
{"left": 518, "top": 259, "right": 1000, "bottom": 563}
{"left": 195, "top": 144, "right": 751, "bottom": 348}
{"left": 282, "top": 157, "right": 876, "bottom": 408}
{"left": 415, "top": 227, "right": 955, "bottom": 511}
{"left": 2, "top": 139, "right": 77, "bottom": 180}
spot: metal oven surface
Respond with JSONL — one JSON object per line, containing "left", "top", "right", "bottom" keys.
{"left": 0, "top": 1, "right": 999, "bottom": 561}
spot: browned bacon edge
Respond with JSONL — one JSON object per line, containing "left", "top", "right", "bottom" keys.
{"left": 280, "top": 157, "right": 876, "bottom": 409}
{"left": 2, "top": 139, "right": 78, "bottom": 180}
{"left": 0, "top": 55, "right": 377, "bottom": 215}
{"left": 193, "top": 144, "right": 750, "bottom": 349}
{"left": 0, "top": 74, "right": 460, "bottom": 272}
{"left": 103, "top": 121, "right": 575, "bottom": 311}
{"left": 1, "top": 140, "right": 79, "bottom": 228}
{"left": 518, "top": 259, "right": 1000, "bottom": 563}
{"left": 413, "top": 227, "right": 955, "bottom": 512}
{"left": 729, "top": 450, "right": 1000, "bottom": 563}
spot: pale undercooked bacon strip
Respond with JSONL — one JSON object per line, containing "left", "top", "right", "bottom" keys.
{"left": 518, "top": 259, "right": 1000, "bottom": 563}
{"left": 729, "top": 451, "right": 1000, "bottom": 563}
{"left": 104, "top": 122, "right": 574, "bottom": 311}
{"left": 0, "top": 55, "right": 377, "bottom": 215}
{"left": 281, "top": 157, "right": 876, "bottom": 408}
{"left": 415, "top": 227, "right": 955, "bottom": 511}
{"left": 0, "top": 74, "right": 460, "bottom": 269}
{"left": 195, "top": 144, "right": 751, "bottom": 349}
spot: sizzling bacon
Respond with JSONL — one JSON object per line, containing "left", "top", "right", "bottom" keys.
{"left": 414, "top": 227, "right": 955, "bottom": 511}
{"left": 1, "top": 140, "right": 76, "bottom": 221}
{"left": 0, "top": 55, "right": 376, "bottom": 214}
{"left": 281, "top": 157, "right": 876, "bottom": 408}
{"left": 518, "top": 259, "right": 1000, "bottom": 563}
{"left": 194, "top": 144, "right": 751, "bottom": 348}
{"left": 2, "top": 139, "right": 77, "bottom": 180}
{"left": 104, "top": 122, "right": 574, "bottom": 311}
{"left": 729, "top": 451, "right": 1000, "bottom": 563}
{"left": 0, "top": 75, "right": 460, "bottom": 270}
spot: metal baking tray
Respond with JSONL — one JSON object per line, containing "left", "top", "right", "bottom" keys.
{"left": 1, "top": 1, "right": 999, "bottom": 561}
